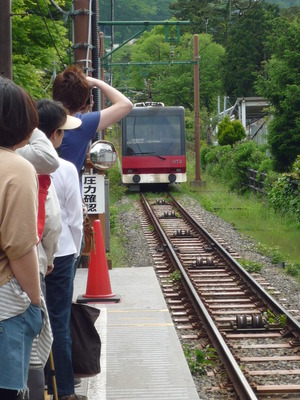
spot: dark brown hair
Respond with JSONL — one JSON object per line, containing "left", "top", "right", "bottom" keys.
{"left": 52, "top": 65, "right": 90, "bottom": 114}
{"left": 36, "top": 99, "right": 67, "bottom": 139}
{"left": 0, "top": 76, "right": 38, "bottom": 147}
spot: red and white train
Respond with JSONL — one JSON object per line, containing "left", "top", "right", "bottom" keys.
{"left": 121, "top": 102, "right": 187, "bottom": 190}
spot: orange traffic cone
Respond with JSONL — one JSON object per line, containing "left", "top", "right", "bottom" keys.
{"left": 77, "top": 219, "right": 120, "bottom": 303}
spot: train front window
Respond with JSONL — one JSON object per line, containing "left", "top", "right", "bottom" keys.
{"left": 124, "top": 115, "right": 182, "bottom": 156}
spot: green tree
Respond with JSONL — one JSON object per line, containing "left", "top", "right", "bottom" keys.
{"left": 11, "top": 0, "right": 71, "bottom": 98}
{"left": 112, "top": 27, "right": 225, "bottom": 114}
{"left": 168, "top": 0, "right": 297, "bottom": 45}
{"left": 221, "top": 2, "right": 279, "bottom": 99}
{"left": 266, "top": 0, "right": 300, "bottom": 7}
{"left": 217, "top": 115, "right": 245, "bottom": 146}
{"left": 255, "top": 17, "right": 300, "bottom": 171}
{"left": 169, "top": 0, "right": 233, "bottom": 45}
{"left": 99, "top": 0, "right": 172, "bottom": 44}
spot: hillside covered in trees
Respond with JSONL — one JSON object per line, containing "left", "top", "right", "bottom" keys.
{"left": 11, "top": 0, "right": 299, "bottom": 171}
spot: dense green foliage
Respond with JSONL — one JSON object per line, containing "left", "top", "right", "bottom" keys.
{"left": 200, "top": 143, "right": 300, "bottom": 221}
{"left": 10, "top": 0, "right": 299, "bottom": 179}
{"left": 99, "top": 0, "right": 172, "bottom": 44}
{"left": 267, "top": 156, "right": 300, "bottom": 221}
{"left": 268, "top": 174, "right": 300, "bottom": 221}
{"left": 255, "top": 17, "right": 300, "bottom": 172}
{"left": 169, "top": 0, "right": 230, "bottom": 44}
{"left": 221, "top": 2, "right": 279, "bottom": 98}
{"left": 217, "top": 115, "right": 246, "bottom": 146}
{"left": 169, "top": 0, "right": 292, "bottom": 46}
{"left": 168, "top": 0, "right": 299, "bottom": 172}
{"left": 11, "top": 0, "right": 72, "bottom": 98}
{"left": 266, "top": 0, "right": 300, "bottom": 8}
{"left": 201, "top": 141, "right": 269, "bottom": 192}
{"left": 111, "top": 28, "right": 225, "bottom": 114}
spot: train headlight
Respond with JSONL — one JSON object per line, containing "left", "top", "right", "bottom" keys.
{"left": 133, "top": 175, "right": 141, "bottom": 183}
{"left": 168, "top": 174, "right": 176, "bottom": 183}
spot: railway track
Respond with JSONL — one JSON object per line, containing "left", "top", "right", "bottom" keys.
{"left": 140, "top": 193, "right": 300, "bottom": 400}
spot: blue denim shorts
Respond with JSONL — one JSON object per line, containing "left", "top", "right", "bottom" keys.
{"left": 0, "top": 304, "right": 42, "bottom": 391}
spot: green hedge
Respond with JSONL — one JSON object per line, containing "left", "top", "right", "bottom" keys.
{"left": 201, "top": 143, "right": 300, "bottom": 221}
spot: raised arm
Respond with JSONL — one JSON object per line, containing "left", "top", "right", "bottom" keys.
{"left": 86, "top": 77, "right": 133, "bottom": 132}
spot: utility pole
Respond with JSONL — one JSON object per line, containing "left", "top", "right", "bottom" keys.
{"left": 190, "top": 34, "right": 205, "bottom": 188}
{"left": 100, "top": 31, "right": 106, "bottom": 139}
{"left": 73, "top": 0, "right": 100, "bottom": 112}
{"left": 193, "top": 34, "right": 200, "bottom": 182}
{"left": 91, "top": 0, "right": 100, "bottom": 111}
{"left": 73, "top": 0, "right": 93, "bottom": 74}
{"left": 110, "top": 0, "right": 114, "bottom": 86}
{"left": 0, "top": 0, "right": 12, "bottom": 79}
{"left": 73, "top": 0, "right": 107, "bottom": 248}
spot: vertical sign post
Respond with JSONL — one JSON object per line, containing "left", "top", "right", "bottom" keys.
{"left": 0, "top": 0, "right": 12, "bottom": 79}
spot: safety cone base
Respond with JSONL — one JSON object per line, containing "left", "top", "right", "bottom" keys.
{"left": 76, "top": 293, "right": 121, "bottom": 303}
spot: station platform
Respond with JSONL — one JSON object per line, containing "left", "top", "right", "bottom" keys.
{"left": 72, "top": 267, "right": 199, "bottom": 400}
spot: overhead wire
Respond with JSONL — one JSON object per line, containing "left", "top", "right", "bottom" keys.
{"left": 36, "top": 0, "right": 65, "bottom": 66}
{"left": 42, "top": 0, "right": 69, "bottom": 51}
{"left": 49, "top": 0, "right": 69, "bottom": 16}
{"left": 43, "top": 0, "right": 73, "bottom": 64}
{"left": 47, "top": 0, "right": 73, "bottom": 55}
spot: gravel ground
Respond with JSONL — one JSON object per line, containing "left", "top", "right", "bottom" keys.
{"left": 114, "top": 193, "right": 300, "bottom": 399}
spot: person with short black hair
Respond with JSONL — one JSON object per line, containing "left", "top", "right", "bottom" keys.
{"left": 36, "top": 99, "right": 85, "bottom": 400}
{"left": 16, "top": 103, "right": 61, "bottom": 400}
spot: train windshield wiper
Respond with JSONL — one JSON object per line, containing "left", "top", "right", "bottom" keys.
{"left": 135, "top": 152, "right": 166, "bottom": 160}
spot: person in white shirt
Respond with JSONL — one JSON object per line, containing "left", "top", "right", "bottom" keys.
{"left": 36, "top": 99, "right": 86, "bottom": 400}
{"left": 17, "top": 125, "right": 61, "bottom": 400}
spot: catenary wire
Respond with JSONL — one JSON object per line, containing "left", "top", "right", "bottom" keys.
{"left": 49, "top": 0, "right": 69, "bottom": 16}
{"left": 36, "top": 0, "right": 65, "bottom": 66}
{"left": 43, "top": 0, "right": 70, "bottom": 51}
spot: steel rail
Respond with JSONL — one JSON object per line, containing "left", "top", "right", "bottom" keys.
{"left": 141, "top": 193, "right": 259, "bottom": 400}
{"left": 168, "top": 193, "right": 300, "bottom": 335}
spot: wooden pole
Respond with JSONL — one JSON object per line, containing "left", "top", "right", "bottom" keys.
{"left": 194, "top": 34, "right": 201, "bottom": 181}
{"left": 73, "top": 0, "right": 92, "bottom": 74}
{"left": 190, "top": 34, "right": 206, "bottom": 188}
{"left": 49, "top": 349, "right": 58, "bottom": 400}
{"left": 0, "top": 0, "right": 12, "bottom": 79}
